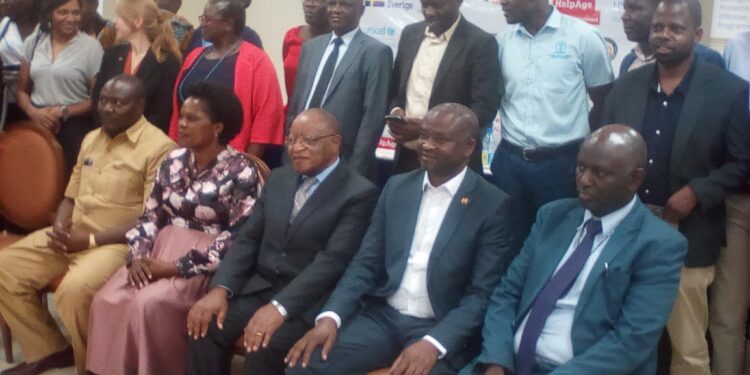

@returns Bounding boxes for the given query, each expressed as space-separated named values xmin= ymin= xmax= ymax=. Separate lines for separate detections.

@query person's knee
xmin=54 ymin=273 xmax=95 ymax=310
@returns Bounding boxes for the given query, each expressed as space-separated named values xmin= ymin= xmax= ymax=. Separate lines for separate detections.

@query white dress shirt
xmin=318 ymin=167 xmax=468 ymax=358
xmin=304 ymin=28 xmax=358 ymax=109
xmin=513 ymin=196 xmax=637 ymax=366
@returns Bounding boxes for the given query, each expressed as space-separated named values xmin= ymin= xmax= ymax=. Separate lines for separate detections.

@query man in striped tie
xmin=462 ymin=124 xmax=687 ymax=375
xmin=186 ymin=109 xmax=379 ymax=375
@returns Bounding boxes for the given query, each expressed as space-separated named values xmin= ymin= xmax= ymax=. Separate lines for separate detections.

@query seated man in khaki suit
xmin=0 ymin=74 xmax=175 ymax=375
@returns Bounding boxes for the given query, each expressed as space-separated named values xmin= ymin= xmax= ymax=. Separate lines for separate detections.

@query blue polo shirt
xmin=497 ymin=7 xmax=614 ymax=148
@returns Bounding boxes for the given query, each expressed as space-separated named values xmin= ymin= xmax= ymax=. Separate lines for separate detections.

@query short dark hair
xmin=659 ymin=0 xmax=701 ymax=28
xmin=41 ymin=0 xmax=83 ymax=33
xmin=430 ymin=103 xmax=480 ymax=141
xmin=185 ymin=82 xmax=244 ymax=146
xmin=106 ymin=74 xmax=147 ymax=101
xmin=210 ymin=0 xmax=246 ymax=35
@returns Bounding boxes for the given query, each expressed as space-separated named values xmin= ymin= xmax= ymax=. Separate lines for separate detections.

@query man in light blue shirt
xmin=492 ymin=0 xmax=614 ymax=252
xmin=709 ymin=29 xmax=750 ymax=375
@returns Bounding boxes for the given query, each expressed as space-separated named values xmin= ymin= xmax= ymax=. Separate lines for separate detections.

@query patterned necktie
xmin=514 ymin=218 xmax=603 ymax=375
xmin=308 ymin=37 xmax=343 ymax=108
xmin=290 ymin=176 xmax=317 ymax=223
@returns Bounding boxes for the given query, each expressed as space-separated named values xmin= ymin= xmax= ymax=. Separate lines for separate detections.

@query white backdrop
xmin=363 ymin=0 xmax=635 ymax=161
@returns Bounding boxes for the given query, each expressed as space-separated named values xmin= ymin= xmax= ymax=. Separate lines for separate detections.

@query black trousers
xmin=186 ymin=289 xmax=311 ymax=375
xmin=285 ymin=301 xmax=462 ymax=375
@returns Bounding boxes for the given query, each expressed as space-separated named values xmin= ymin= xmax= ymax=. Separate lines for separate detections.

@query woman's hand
xmin=127 ymin=258 xmax=178 ymax=288
xmin=28 ymin=107 xmax=60 ymax=132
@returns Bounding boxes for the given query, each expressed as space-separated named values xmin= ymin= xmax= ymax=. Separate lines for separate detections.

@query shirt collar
xmin=581 ymin=195 xmax=638 ymax=236
xmin=309 ymin=157 xmax=340 ymax=184
xmin=650 ymin=55 xmax=698 ymax=96
xmin=425 ymin=14 xmax=461 ymax=42
xmin=515 ymin=6 xmax=560 ymax=36
xmin=421 ymin=167 xmax=468 ymax=196
xmin=633 ymin=44 xmax=655 ymax=62
xmin=330 ymin=28 xmax=358 ymax=46
xmin=108 ymin=116 xmax=148 ymax=144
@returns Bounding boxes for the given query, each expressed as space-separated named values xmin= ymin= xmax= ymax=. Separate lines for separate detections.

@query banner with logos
xmin=710 ymin=0 xmax=750 ymax=39
xmin=363 ymin=0 xmax=634 ymax=161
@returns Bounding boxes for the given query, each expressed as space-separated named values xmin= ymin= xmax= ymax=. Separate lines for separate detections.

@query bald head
xmin=576 ymin=124 xmax=647 ymax=217
xmin=585 ymin=124 xmax=647 ymax=171
xmin=428 ymin=103 xmax=480 ymax=141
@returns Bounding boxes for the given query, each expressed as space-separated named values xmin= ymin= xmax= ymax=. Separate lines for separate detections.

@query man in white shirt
xmin=285 ymin=103 xmax=513 ymax=375
xmin=463 ymin=125 xmax=687 ymax=375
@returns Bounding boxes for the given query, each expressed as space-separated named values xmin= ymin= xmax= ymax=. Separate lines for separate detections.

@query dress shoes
xmin=1 ymin=345 xmax=73 ymax=375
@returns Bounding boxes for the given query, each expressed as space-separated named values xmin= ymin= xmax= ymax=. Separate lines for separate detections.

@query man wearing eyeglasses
xmin=185 ymin=108 xmax=378 ymax=375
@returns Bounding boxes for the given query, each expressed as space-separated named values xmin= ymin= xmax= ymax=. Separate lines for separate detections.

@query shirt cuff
xmin=271 ymin=300 xmax=288 ymax=319
xmin=217 ymin=285 xmax=235 ymax=299
xmin=423 ymin=335 xmax=447 ymax=359
xmin=315 ymin=311 xmax=342 ymax=328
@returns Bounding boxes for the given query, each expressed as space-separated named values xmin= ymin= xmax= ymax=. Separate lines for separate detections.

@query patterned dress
xmin=87 ymin=147 xmax=258 ymax=375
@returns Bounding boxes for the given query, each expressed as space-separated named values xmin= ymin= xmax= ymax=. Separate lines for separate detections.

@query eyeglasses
xmin=198 ymin=14 xmax=223 ymax=24
xmin=285 ymin=133 xmax=337 ymax=148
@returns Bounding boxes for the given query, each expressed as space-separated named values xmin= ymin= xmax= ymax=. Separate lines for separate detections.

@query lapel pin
xmin=460 ymin=197 xmax=469 ymax=205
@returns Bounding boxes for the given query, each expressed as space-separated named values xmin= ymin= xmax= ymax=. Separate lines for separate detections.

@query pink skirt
xmin=86 ymin=225 xmax=218 ymax=375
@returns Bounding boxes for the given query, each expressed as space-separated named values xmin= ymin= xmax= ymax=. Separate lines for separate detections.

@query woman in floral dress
xmin=86 ymin=82 xmax=259 ymax=375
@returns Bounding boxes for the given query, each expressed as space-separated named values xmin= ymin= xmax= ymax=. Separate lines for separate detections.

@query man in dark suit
xmin=602 ymin=0 xmax=750 ymax=372
xmin=386 ymin=0 xmax=500 ymax=173
xmin=285 ymin=103 xmax=513 ymax=375
xmin=463 ymin=125 xmax=687 ymax=375
xmin=286 ymin=0 xmax=392 ymax=178
xmin=185 ymin=109 xmax=379 ymax=375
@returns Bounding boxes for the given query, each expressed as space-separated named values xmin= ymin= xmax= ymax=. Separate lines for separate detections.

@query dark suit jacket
xmin=389 ymin=17 xmax=500 ymax=173
xmin=210 ymin=162 xmax=378 ymax=323
xmin=323 ymin=169 xmax=513 ymax=362
xmin=470 ymin=198 xmax=687 ymax=375
xmin=602 ymin=59 xmax=750 ymax=267
xmin=286 ymin=30 xmax=393 ymax=178
xmin=92 ymin=44 xmax=180 ymax=133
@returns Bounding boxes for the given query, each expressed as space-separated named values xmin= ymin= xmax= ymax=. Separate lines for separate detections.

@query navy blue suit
xmin=288 ymin=169 xmax=513 ymax=374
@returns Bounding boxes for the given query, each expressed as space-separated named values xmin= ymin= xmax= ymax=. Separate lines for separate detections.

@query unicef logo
xmin=550 ymin=40 xmax=571 ymax=58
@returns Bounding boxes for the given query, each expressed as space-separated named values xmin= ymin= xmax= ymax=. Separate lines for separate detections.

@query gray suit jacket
xmin=286 ymin=30 xmax=393 ymax=177
xmin=602 ymin=59 xmax=750 ymax=267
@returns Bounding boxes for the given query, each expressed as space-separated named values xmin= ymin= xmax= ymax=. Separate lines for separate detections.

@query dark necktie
xmin=308 ymin=37 xmax=343 ymax=108
xmin=514 ymin=218 xmax=603 ymax=375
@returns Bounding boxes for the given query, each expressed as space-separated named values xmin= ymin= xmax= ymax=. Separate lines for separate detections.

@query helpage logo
xmin=553 ymin=0 xmax=601 ymax=24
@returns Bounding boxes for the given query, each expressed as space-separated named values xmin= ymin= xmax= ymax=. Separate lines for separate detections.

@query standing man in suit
xmin=185 ymin=109 xmax=379 ymax=375
xmin=386 ymin=0 xmax=500 ymax=173
xmin=285 ymin=103 xmax=513 ymax=375
xmin=619 ymin=0 xmax=724 ymax=75
xmin=602 ymin=0 xmax=750 ymax=372
xmin=492 ymin=0 xmax=614 ymax=254
xmin=286 ymin=0 xmax=392 ymax=178
xmin=463 ymin=125 xmax=687 ymax=375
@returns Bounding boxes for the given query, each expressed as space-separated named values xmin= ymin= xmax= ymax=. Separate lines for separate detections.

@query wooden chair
xmin=0 ymin=121 xmax=66 ymax=363
xmin=244 ymin=153 xmax=271 ymax=191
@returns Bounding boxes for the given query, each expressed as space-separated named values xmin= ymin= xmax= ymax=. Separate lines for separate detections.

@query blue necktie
xmin=308 ymin=37 xmax=343 ymax=108
xmin=514 ymin=218 xmax=603 ymax=375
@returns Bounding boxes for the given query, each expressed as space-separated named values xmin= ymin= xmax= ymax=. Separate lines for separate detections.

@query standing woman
xmin=92 ymin=0 xmax=180 ymax=133
xmin=16 ymin=0 xmax=103 ymax=175
xmin=169 ymin=0 xmax=283 ymax=157
xmin=0 ymin=0 xmax=39 ymax=125
xmin=281 ymin=0 xmax=329 ymax=104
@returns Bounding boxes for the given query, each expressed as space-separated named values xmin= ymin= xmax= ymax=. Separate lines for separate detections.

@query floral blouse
xmin=126 ymin=147 xmax=258 ymax=278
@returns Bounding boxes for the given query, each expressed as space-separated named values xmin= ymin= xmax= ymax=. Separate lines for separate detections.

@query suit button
xmin=275 ymin=268 xmax=280 ymax=274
